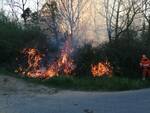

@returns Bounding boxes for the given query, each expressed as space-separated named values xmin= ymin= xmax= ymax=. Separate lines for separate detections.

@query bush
xmin=103 ymin=38 xmax=144 ymax=77
xmin=74 ymin=44 xmax=96 ymax=76
xmin=75 ymin=30 xmax=149 ymax=78
xmin=0 ymin=12 xmax=44 ymax=64
xmin=141 ymin=32 xmax=150 ymax=56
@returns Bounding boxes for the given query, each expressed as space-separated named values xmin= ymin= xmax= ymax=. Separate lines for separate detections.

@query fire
xmin=57 ymin=39 xmax=75 ymax=75
xmin=16 ymin=39 xmax=112 ymax=79
xmin=16 ymin=39 xmax=75 ymax=78
xmin=91 ymin=61 xmax=113 ymax=77
xmin=16 ymin=48 xmax=44 ymax=78
xmin=23 ymin=48 xmax=43 ymax=71
xmin=46 ymin=39 xmax=75 ymax=77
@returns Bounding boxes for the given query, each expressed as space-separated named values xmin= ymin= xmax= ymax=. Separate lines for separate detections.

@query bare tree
xmin=35 ymin=0 xmax=43 ymax=22
xmin=6 ymin=0 xmax=31 ymax=24
xmin=103 ymin=0 xmax=117 ymax=42
xmin=6 ymin=0 xmax=19 ymax=21
xmin=1 ymin=0 xmax=4 ymax=10
xmin=141 ymin=0 xmax=150 ymax=34
xmin=39 ymin=0 xmax=61 ymax=46
xmin=57 ymin=0 xmax=89 ymax=41
xmin=45 ymin=1 xmax=60 ymax=45
xmin=102 ymin=0 xmax=141 ymax=42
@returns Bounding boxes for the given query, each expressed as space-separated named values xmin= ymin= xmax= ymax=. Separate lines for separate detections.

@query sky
xmin=0 ymin=0 xmax=45 ymax=14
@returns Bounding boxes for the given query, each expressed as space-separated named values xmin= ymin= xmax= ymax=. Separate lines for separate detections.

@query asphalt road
xmin=0 ymin=75 xmax=150 ymax=113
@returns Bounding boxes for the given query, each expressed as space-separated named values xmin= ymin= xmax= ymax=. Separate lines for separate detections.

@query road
xmin=0 ymin=75 xmax=150 ymax=113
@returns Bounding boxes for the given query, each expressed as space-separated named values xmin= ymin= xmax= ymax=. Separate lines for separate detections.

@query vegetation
xmin=0 ymin=0 xmax=150 ymax=91
xmin=75 ymin=35 xmax=149 ymax=78
xmin=0 ymin=11 xmax=44 ymax=65
xmin=30 ymin=76 xmax=150 ymax=91
xmin=1 ymin=66 xmax=150 ymax=91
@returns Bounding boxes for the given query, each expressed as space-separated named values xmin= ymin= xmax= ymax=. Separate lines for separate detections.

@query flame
xmin=16 ymin=48 xmax=44 ymax=78
xmin=91 ymin=61 xmax=113 ymax=77
xmin=23 ymin=48 xmax=43 ymax=71
xmin=46 ymin=39 xmax=75 ymax=77
xmin=16 ymin=39 xmax=75 ymax=79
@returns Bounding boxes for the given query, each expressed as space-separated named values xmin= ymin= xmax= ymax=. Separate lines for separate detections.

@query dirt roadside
xmin=0 ymin=75 xmax=58 ymax=96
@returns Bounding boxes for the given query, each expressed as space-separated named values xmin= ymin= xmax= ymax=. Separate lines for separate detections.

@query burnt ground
xmin=0 ymin=75 xmax=150 ymax=113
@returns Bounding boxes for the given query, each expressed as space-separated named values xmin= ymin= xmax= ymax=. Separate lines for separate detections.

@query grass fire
xmin=1 ymin=1 xmax=150 ymax=113
xmin=1 ymin=0 xmax=150 ymax=92
xmin=16 ymin=39 xmax=76 ymax=78
xmin=91 ymin=61 xmax=113 ymax=77
xmin=16 ymin=38 xmax=113 ymax=79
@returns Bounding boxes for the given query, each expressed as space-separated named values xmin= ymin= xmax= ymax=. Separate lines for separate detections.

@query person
xmin=140 ymin=54 xmax=150 ymax=80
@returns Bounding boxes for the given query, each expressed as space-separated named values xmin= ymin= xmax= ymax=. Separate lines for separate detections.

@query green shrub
xmin=74 ymin=44 xmax=97 ymax=77
xmin=75 ymin=30 xmax=149 ymax=78
xmin=0 ymin=12 xmax=44 ymax=64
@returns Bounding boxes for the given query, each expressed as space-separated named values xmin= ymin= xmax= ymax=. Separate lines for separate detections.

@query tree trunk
xmin=107 ymin=28 xmax=112 ymax=43
xmin=115 ymin=1 xmax=121 ymax=40
xmin=148 ymin=22 xmax=150 ymax=36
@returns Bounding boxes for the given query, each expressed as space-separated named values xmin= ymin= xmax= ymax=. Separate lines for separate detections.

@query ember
xmin=91 ymin=61 xmax=113 ymax=77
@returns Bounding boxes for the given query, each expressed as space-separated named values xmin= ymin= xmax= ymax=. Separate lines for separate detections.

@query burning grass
xmin=16 ymin=46 xmax=113 ymax=79
xmin=16 ymin=39 xmax=76 ymax=78
xmin=16 ymin=38 xmax=114 ymax=79
xmin=12 ymin=44 xmax=150 ymax=91
xmin=6 ymin=36 xmax=149 ymax=91
xmin=91 ymin=61 xmax=113 ymax=77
